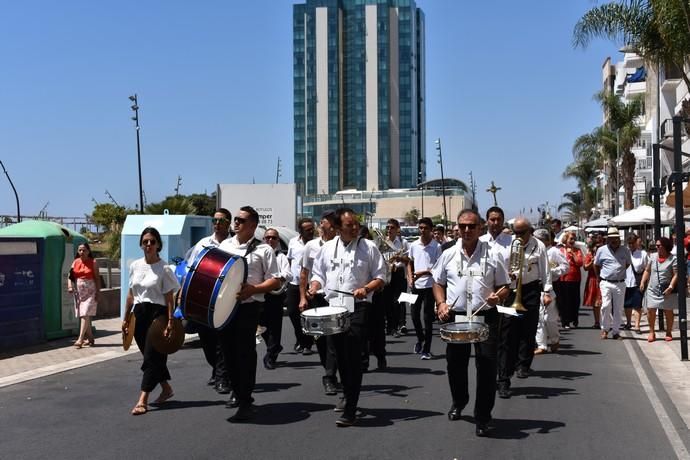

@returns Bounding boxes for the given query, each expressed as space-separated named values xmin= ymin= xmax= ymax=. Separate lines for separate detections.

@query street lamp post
xmin=0 ymin=160 xmax=20 ymax=223
xmin=129 ymin=94 xmax=144 ymax=213
xmin=434 ymin=138 xmax=448 ymax=226
xmin=417 ymin=170 xmax=424 ymax=217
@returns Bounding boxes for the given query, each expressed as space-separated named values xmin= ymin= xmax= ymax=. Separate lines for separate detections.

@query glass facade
xmin=294 ymin=0 xmax=425 ymax=196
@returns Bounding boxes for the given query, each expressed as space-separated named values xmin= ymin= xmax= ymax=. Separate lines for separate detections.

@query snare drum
xmin=440 ymin=322 xmax=490 ymax=344
xmin=180 ymin=247 xmax=247 ymax=330
xmin=301 ymin=306 xmax=350 ymax=336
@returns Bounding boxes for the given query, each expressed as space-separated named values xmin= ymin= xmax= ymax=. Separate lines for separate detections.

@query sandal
xmin=131 ymin=404 xmax=147 ymax=416
xmin=153 ymin=391 xmax=174 ymax=404
xmin=647 ymin=334 xmax=656 ymax=343
xmin=664 ymin=335 xmax=673 ymax=342
xmin=73 ymin=341 xmax=83 ymax=349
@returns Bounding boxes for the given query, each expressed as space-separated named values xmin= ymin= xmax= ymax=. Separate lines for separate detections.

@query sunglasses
xmin=234 ymin=217 xmax=247 ymax=225
xmin=514 ymin=230 xmax=528 ymax=236
xmin=212 ymin=217 xmax=229 ymax=224
xmin=141 ymin=239 xmax=157 ymax=246
xmin=264 ymin=235 xmax=279 ymax=240
xmin=458 ymin=224 xmax=477 ymax=231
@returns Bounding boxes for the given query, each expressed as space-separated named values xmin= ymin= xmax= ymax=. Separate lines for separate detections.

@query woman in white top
xmin=122 ymin=227 xmax=180 ymax=415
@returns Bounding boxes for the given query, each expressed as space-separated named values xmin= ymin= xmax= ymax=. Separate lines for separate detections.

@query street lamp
xmin=434 ymin=138 xmax=448 ymax=226
xmin=0 ymin=160 xmax=20 ymax=223
xmin=129 ymin=94 xmax=144 ymax=214
xmin=417 ymin=170 xmax=424 ymax=216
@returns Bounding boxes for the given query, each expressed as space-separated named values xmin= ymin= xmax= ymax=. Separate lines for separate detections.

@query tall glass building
xmin=294 ymin=0 xmax=426 ymax=196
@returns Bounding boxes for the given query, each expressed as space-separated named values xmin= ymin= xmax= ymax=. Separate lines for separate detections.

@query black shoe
xmin=447 ymin=405 xmax=461 ymax=421
xmin=207 ymin=377 xmax=216 ymax=386
xmin=497 ymin=383 xmax=511 ymax=399
xmin=393 ymin=330 xmax=401 ymax=338
xmin=215 ymin=381 xmax=231 ymax=394
xmin=302 ymin=347 xmax=313 ymax=356
xmin=334 ymin=398 xmax=346 ymax=412
xmin=225 ymin=392 xmax=239 ymax=408
xmin=263 ymin=354 xmax=276 ymax=370
xmin=336 ymin=412 xmax=356 ymax=427
xmin=475 ymin=422 xmax=490 ymax=437
xmin=229 ymin=404 xmax=256 ymax=423
xmin=376 ymin=356 xmax=387 ymax=370
xmin=324 ymin=380 xmax=338 ymax=396
xmin=516 ymin=368 xmax=529 ymax=379
xmin=294 ymin=344 xmax=304 ymax=353
xmin=400 ymin=325 xmax=408 ymax=335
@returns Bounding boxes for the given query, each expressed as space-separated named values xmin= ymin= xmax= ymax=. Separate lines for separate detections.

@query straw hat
xmin=606 ymin=227 xmax=621 ymax=239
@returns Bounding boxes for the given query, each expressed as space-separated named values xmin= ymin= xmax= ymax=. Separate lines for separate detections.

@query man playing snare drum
xmin=433 ymin=209 xmax=509 ymax=437
xmin=308 ymin=207 xmax=386 ymax=427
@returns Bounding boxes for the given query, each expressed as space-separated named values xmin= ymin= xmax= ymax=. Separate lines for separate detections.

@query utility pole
xmin=417 ymin=170 xmax=424 ymax=217
xmin=175 ymin=175 xmax=182 ymax=196
xmin=276 ymin=157 xmax=282 ymax=184
xmin=129 ymin=94 xmax=144 ymax=213
xmin=434 ymin=138 xmax=448 ymax=226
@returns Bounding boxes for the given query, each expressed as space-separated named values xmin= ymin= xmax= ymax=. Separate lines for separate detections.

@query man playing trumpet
xmin=434 ymin=209 xmax=509 ymax=437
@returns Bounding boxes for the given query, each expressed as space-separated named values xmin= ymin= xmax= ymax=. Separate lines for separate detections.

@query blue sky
xmin=0 ymin=0 xmax=620 ymax=221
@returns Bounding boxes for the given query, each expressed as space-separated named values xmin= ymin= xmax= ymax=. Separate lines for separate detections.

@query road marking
xmin=624 ymin=339 xmax=690 ymax=460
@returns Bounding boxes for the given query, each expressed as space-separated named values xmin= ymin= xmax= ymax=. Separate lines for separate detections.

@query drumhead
xmin=211 ymin=254 xmax=247 ymax=329
xmin=441 ymin=322 xmax=486 ymax=332
xmin=302 ymin=306 xmax=348 ymax=317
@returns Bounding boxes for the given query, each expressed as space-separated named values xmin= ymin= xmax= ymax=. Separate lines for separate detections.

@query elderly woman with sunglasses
xmin=639 ymin=237 xmax=677 ymax=343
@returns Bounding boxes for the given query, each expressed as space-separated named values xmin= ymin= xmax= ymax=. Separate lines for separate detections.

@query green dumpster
xmin=0 ymin=220 xmax=87 ymax=339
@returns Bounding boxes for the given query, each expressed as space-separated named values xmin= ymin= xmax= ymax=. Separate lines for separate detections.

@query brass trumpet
xmin=508 ymin=238 xmax=528 ymax=312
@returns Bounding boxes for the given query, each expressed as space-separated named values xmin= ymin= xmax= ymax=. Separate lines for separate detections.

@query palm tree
xmin=559 ymin=191 xmax=589 ymax=225
xmin=573 ymin=0 xmax=690 ymax=90
xmin=145 ymin=196 xmax=197 ymax=215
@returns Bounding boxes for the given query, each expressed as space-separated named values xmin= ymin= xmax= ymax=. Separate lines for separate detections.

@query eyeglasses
xmin=234 ymin=217 xmax=247 ymax=225
xmin=458 ymin=224 xmax=477 ymax=231
xmin=264 ymin=235 xmax=279 ymax=240
xmin=212 ymin=217 xmax=229 ymax=224
xmin=141 ymin=239 xmax=157 ymax=246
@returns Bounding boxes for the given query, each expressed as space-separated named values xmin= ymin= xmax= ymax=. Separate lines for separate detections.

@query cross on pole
xmin=486 ymin=181 xmax=501 ymax=206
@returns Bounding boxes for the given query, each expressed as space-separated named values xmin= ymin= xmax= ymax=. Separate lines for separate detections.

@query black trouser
xmin=260 ymin=292 xmax=286 ymax=360
xmin=218 ymin=302 xmax=261 ymax=406
xmin=446 ymin=308 xmax=499 ymax=424
xmin=385 ymin=269 xmax=406 ymax=332
xmin=311 ymin=294 xmax=338 ymax=383
xmin=286 ymin=284 xmax=312 ymax=349
xmin=497 ymin=281 xmax=542 ymax=383
xmin=363 ymin=290 xmax=386 ymax=364
xmin=411 ymin=287 xmax=435 ymax=353
xmin=559 ymin=281 xmax=581 ymax=326
xmin=133 ymin=302 xmax=171 ymax=392
xmin=196 ymin=324 xmax=229 ymax=385
xmin=332 ymin=303 xmax=369 ymax=417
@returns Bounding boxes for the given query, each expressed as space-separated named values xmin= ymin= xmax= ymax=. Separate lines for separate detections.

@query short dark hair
xmin=239 ymin=206 xmax=259 ymax=224
xmin=626 ymin=233 xmax=639 ymax=244
xmin=140 ymin=227 xmax=163 ymax=253
xmin=297 ymin=217 xmax=314 ymax=232
xmin=334 ymin=207 xmax=356 ymax=227
xmin=458 ymin=208 xmax=480 ymax=222
xmin=320 ymin=210 xmax=336 ymax=225
xmin=658 ymin=236 xmax=673 ymax=252
xmin=215 ymin=208 xmax=232 ymax=220
xmin=552 ymin=218 xmax=562 ymax=227
xmin=418 ymin=217 xmax=433 ymax=228
xmin=387 ymin=218 xmax=400 ymax=228
xmin=485 ymin=206 xmax=504 ymax=220
xmin=359 ymin=226 xmax=372 ymax=239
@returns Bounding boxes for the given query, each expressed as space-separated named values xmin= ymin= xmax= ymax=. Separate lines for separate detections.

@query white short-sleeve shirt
xmin=129 ymin=258 xmax=180 ymax=306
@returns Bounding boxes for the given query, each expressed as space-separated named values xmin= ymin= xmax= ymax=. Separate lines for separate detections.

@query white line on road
xmin=624 ymin=339 xmax=690 ymax=460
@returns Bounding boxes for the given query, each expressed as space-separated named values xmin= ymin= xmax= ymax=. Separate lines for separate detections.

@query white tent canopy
xmin=609 ymin=205 xmax=675 ymax=226
xmin=583 ymin=217 xmax=610 ymax=229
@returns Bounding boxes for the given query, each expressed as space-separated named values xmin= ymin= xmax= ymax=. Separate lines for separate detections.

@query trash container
xmin=120 ymin=212 xmax=212 ymax=316
xmin=0 ymin=221 xmax=87 ymax=340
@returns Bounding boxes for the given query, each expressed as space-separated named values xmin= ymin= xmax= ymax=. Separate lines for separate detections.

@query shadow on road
xmin=278 ymin=360 xmax=319 ymax=369
xmin=254 ymin=382 xmax=301 ymax=393
xmin=360 ymin=383 xmax=422 ymax=397
xmin=489 ymin=417 xmax=566 ymax=439
xmin=379 ymin=366 xmax=445 ymax=376
xmin=355 ymin=407 xmax=444 ymax=427
xmin=555 ymin=349 xmax=602 ymax=356
xmin=151 ymin=399 xmax=226 ymax=411
xmin=530 ymin=370 xmax=591 ymax=380
xmin=240 ymin=402 xmax=334 ymax=425
xmin=510 ymin=386 xmax=577 ymax=399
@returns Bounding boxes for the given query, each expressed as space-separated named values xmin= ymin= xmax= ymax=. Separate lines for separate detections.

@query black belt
xmin=602 ymin=278 xmax=625 ymax=283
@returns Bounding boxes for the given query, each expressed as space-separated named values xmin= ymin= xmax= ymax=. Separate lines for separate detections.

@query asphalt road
xmin=1 ymin=312 xmax=688 ymax=460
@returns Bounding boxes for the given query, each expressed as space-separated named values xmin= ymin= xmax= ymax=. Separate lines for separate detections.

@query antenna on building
xmin=276 ymin=157 xmax=282 ymax=184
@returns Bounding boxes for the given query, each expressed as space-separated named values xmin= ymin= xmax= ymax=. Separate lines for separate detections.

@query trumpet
xmin=373 ymin=228 xmax=405 ymax=280
xmin=508 ymin=239 xmax=528 ymax=312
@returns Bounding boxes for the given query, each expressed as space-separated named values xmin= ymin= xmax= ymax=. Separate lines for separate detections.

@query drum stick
xmin=469 ymin=286 xmax=508 ymax=319
xmin=331 ymin=288 xmax=355 ymax=296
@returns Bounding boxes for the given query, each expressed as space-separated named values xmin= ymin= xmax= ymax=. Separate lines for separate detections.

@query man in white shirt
xmin=533 ymin=229 xmax=568 ymax=354
xmin=184 ymin=208 xmax=232 ymax=394
xmin=308 ymin=207 xmax=386 ymax=426
xmin=258 ymin=228 xmax=292 ymax=370
xmin=479 ymin=206 xmax=511 ymax=265
xmin=286 ymin=218 xmax=316 ymax=355
xmin=594 ymin=226 xmax=632 ymax=340
xmin=299 ymin=210 xmax=340 ymax=395
xmin=407 ymin=217 xmax=443 ymax=360
xmin=217 ymin=206 xmax=281 ymax=422
xmin=496 ymin=217 xmax=552 ymax=399
xmin=434 ymin=209 xmax=509 ymax=437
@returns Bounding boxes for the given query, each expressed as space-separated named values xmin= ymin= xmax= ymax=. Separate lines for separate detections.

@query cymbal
xmin=147 ymin=316 xmax=185 ymax=354
xmin=122 ymin=312 xmax=136 ymax=351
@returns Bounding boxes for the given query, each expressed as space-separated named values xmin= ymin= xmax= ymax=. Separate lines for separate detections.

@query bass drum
xmin=179 ymin=247 xmax=247 ymax=330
